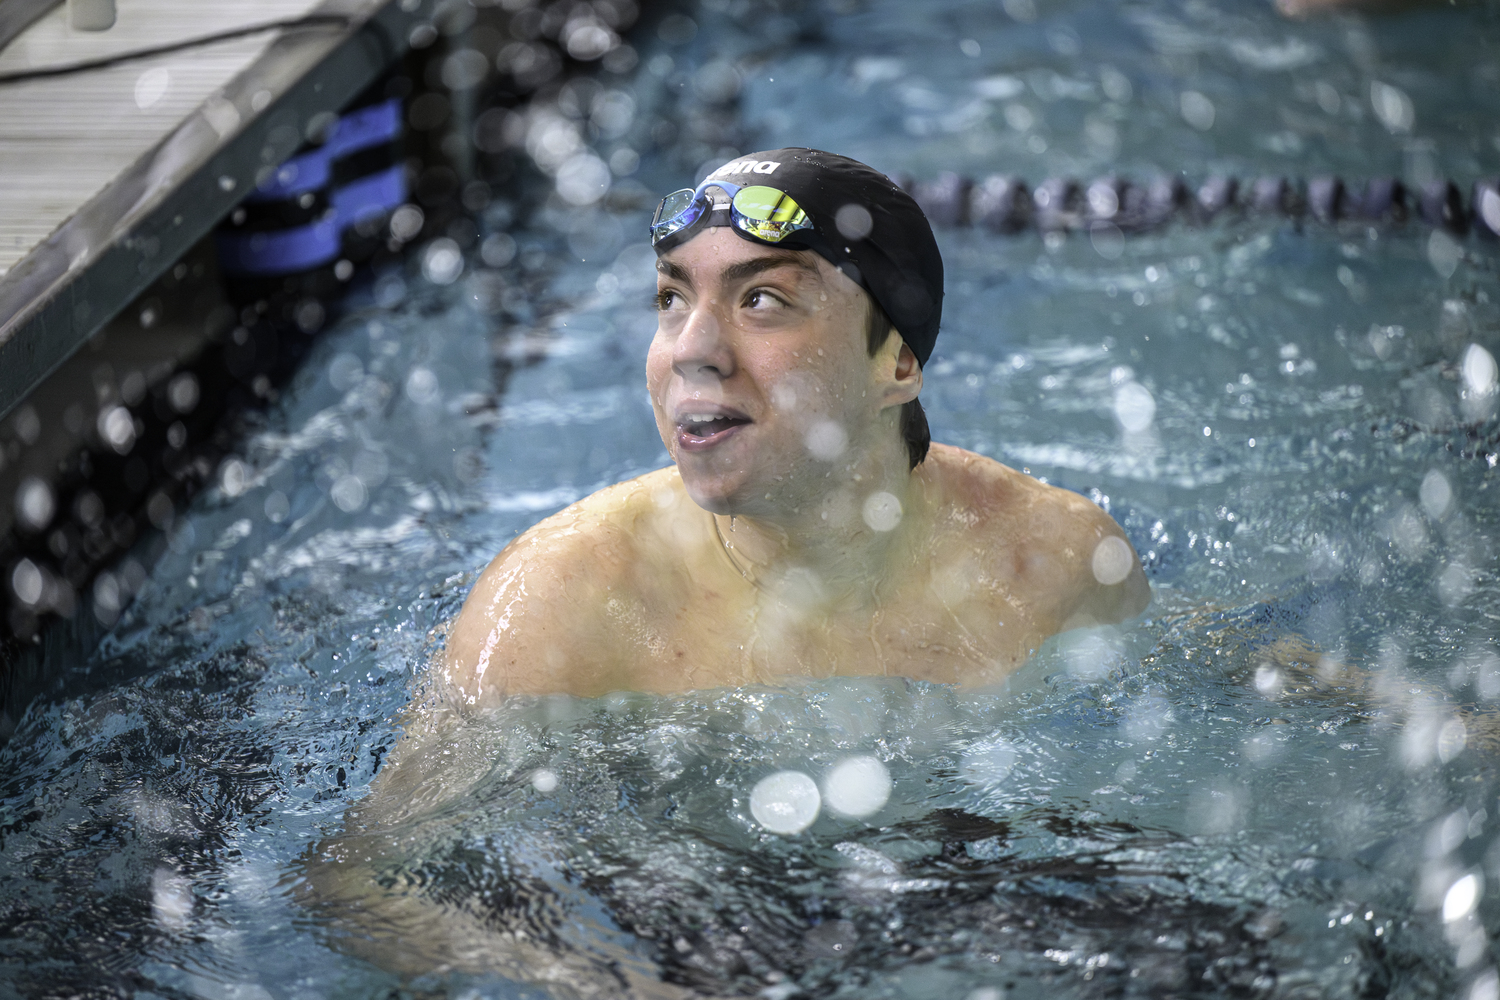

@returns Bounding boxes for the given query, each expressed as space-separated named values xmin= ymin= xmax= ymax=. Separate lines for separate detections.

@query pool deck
xmin=0 ymin=0 xmax=426 ymax=423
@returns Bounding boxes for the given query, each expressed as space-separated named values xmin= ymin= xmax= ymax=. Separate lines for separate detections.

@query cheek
xmin=645 ymin=335 xmax=671 ymax=400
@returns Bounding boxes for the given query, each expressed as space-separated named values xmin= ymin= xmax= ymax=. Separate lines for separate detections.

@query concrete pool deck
xmin=0 ymin=0 xmax=427 ymax=424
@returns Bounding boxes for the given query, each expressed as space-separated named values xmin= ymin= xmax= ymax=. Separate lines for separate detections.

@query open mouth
xmin=677 ymin=413 xmax=751 ymax=449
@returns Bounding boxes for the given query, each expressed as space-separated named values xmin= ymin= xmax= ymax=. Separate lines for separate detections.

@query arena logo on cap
xmin=710 ymin=159 xmax=782 ymax=177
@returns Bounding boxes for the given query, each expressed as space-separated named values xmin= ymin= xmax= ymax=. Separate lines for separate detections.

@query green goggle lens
xmin=731 ymin=186 xmax=809 ymax=242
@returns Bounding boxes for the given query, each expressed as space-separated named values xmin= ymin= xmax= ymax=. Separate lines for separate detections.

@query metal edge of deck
xmin=0 ymin=0 xmax=60 ymax=53
xmin=0 ymin=0 xmax=426 ymax=425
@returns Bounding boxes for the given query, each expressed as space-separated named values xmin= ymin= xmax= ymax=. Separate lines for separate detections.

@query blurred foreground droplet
xmin=556 ymin=153 xmax=611 ymax=207
xmin=16 ymin=477 xmax=55 ymax=531
xmin=1089 ymin=221 xmax=1124 ymax=259
xmin=823 ymin=756 xmax=891 ymax=818
xmin=134 ymin=67 xmax=169 ymax=110
xmin=97 ymin=405 xmax=135 ymax=455
xmin=151 ymin=868 xmax=192 ymax=931
xmin=960 ymin=739 xmax=1019 ymax=785
xmin=532 ymin=768 xmax=559 ymax=793
xmin=1428 ymin=230 xmax=1462 ymax=279
xmin=389 ymin=204 xmax=424 ymax=242
xmin=861 ymin=491 xmax=902 ymax=532
xmin=1438 ymin=718 xmax=1467 ymax=762
xmin=1462 ymin=344 xmax=1497 ymax=397
xmin=804 ymin=420 xmax=847 ymax=461
xmin=422 ymin=238 xmax=464 ymax=285
xmin=1369 ymin=79 xmax=1415 ymax=133
xmin=835 ymin=204 xmax=873 ymax=240
xmin=750 ymin=771 xmax=820 ymax=834
xmin=219 ymin=458 xmax=249 ymax=498
xmin=330 ymin=475 xmax=366 ymax=513
xmin=1444 ymin=873 xmax=1481 ymax=922
xmin=1113 ymin=381 xmax=1155 ymax=432
xmin=1420 ymin=470 xmax=1453 ymax=521
xmin=11 ymin=559 xmax=43 ymax=606
xmin=1179 ymin=90 xmax=1215 ymax=130
xmin=1091 ymin=535 xmax=1133 ymax=586
xmin=405 ymin=367 xmax=440 ymax=405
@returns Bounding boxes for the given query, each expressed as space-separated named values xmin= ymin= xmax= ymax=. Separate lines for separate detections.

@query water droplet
xmin=750 ymin=771 xmax=820 ymax=834
xmin=219 ymin=458 xmax=249 ymax=498
xmin=1443 ymin=872 xmax=1481 ymax=922
xmin=804 ymin=419 xmax=848 ymax=461
xmin=1420 ymin=470 xmax=1452 ymax=520
xmin=835 ymin=204 xmax=873 ymax=240
xmin=15 ymin=478 xmax=54 ymax=531
xmin=405 ymin=367 xmax=440 ymax=405
xmin=1179 ymin=90 xmax=1215 ymax=130
xmin=421 ymin=238 xmax=464 ymax=285
xmin=1428 ymin=230 xmax=1462 ymax=280
xmin=330 ymin=475 xmax=367 ymax=513
xmin=134 ymin=68 xmax=170 ymax=110
xmin=11 ymin=559 xmax=43 ymax=606
xmin=151 ymin=868 xmax=193 ymax=931
xmin=97 ymin=405 xmax=135 ymax=455
xmin=1462 ymin=344 xmax=1497 ymax=397
xmin=1369 ymin=80 xmax=1414 ymax=133
xmin=264 ymin=491 xmax=289 ymax=523
xmin=389 ymin=204 xmax=425 ymax=243
xmin=1091 ymin=536 xmax=1133 ymax=586
xmin=823 ymin=756 xmax=891 ymax=818
xmin=960 ymin=739 xmax=1019 ymax=785
xmin=1254 ymin=665 xmax=1282 ymax=696
xmin=1112 ymin=381 xmax=1155 ymax=432
xmin=861 ymin=491 xmax=902 ymax=532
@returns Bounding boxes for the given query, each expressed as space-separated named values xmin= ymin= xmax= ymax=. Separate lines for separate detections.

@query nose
xmin=673 ymin=298 xmax=737 ymax=380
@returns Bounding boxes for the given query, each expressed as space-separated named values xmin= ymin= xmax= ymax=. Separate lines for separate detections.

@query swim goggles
xmin=650 ymin=178 xmax=815 ymax=250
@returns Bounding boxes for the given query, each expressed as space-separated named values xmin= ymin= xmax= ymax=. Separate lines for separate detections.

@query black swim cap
xmin=656 ymin=147 xmax=945 ymax=368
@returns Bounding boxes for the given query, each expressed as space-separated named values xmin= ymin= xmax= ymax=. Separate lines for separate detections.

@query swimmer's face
xmin=648 ymin=226 xmax=917 ymax=516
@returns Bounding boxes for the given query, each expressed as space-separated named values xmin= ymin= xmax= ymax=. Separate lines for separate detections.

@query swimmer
xmin=303 ymin=147 xmax=1152 ymax=989
xmin=442 ymin=147 xmax=1150 ymax=700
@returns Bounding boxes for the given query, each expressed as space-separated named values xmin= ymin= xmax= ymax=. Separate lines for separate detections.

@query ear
xmin=878 ymin=331 xmax=922 ymax=410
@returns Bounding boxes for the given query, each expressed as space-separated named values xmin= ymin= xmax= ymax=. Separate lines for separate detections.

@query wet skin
xmin=440 ymin=226 xmax=1151 ymax=701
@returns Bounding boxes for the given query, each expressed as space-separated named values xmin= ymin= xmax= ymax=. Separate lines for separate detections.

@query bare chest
xmin=606 ymin=563 xmax=1050 ymax=692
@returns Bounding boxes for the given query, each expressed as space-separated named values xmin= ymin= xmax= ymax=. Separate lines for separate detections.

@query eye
xmin=656 ymin=288 xmax=686 ymax=311
xmin=744 ymin=288 xmax=786 ymax=311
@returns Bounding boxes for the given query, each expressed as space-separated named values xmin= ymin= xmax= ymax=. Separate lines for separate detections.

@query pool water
xmin=4 ymin=0 xmax=1500 ymax=997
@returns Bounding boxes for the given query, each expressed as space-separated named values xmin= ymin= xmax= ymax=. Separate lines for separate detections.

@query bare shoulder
xmin=921 ymin=443 xmax=1150 ymax=628
xmin=921 ymin=443 xmax=1103 ymax=530
xmin=440 ymin=468 xmax=676 ymax=704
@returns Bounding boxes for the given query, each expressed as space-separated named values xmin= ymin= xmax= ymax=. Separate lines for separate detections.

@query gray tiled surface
xmin=0 ymin=33 xmax=274 ymax=276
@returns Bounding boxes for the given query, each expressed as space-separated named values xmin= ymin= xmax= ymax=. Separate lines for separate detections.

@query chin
xmin=679 ymin=473 xmax=741 ymax=515
xmin=676 ymin=456 xmax=776 ymax=516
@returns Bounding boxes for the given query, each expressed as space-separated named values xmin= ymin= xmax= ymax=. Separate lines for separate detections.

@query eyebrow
xmin=655 ymin=252 xmax=819 ymax=288
xmin=721 ymin=254 xmax=819 ymax=285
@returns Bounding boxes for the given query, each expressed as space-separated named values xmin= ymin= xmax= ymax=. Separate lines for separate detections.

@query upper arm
xmin=440 ymin=522 xmax=624 ymax=704
xmin=1060 ymin=500 xmax=1151 ymax=628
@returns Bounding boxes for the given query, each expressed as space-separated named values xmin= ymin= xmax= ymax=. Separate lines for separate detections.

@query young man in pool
xmin=440 ymin=147 xmax=1150 ymax=699
xmin=306 ymin=148 xmax=1151 ymax=988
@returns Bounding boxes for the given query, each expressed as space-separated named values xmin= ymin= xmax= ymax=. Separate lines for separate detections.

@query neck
xmin=709 ymin=435 xmax=922 ymax=611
